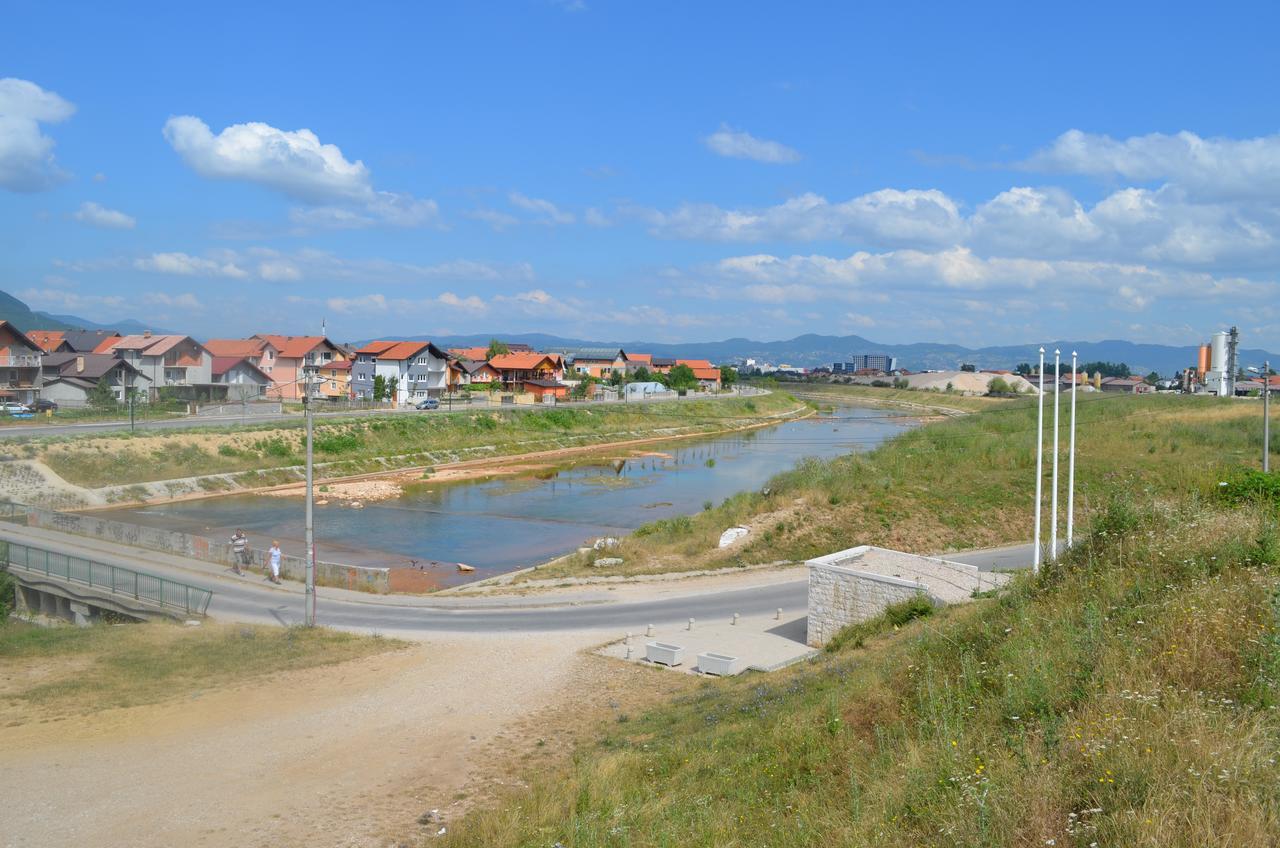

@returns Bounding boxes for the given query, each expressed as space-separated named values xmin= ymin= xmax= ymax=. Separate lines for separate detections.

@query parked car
xmin=1 ymin=402 xmax=30 ymax=415
xmin=414 ymin=397 xmax=440 ymax=410
xmin=31 ymin=399 xmax=58 ymax=413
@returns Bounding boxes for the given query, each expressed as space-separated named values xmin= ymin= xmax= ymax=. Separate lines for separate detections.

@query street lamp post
xmin=1050 ymin=349 xmax=1061 ymax=561
xmin=1067 ymin=351 xmax=1078 ymax=547
xmin=1033 ymin=347 xmax=1045 ymax=573
xmin=303 ymin=364 xmax=316 ymax=626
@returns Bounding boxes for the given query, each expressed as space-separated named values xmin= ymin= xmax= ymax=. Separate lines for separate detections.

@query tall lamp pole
xmin=1033 ymin=347 xmax=1045 ymax=573
xmin=303 ymin=362 xmax=316 ymax=626
xmin=1067 ymin=351 xmax=1078 ymax=547
xmin=1266 ymin=360 xmax=1271 ymax=474
xmin=1050 ymin=349 xmax=1061 ymax=561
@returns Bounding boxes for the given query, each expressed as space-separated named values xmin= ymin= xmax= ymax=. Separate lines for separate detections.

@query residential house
xmin=489 ymin=352 xmax=565 ymax=387
xmin=650 ymin=356 xmax=678 ymax=374
xmin=205 ymin=338 xmax=280 ymax=375
xmin=351 ymin=340 xmax=449 ymax=404
xmin=518 ymin=379 xmax=570 ymax=401
xmin=53 ymin=329 xmax=122 ymax=353
xmin=249 ymin=335 xmax=345 ymax=400
xmin=448 ymin=342 xmax=533 ymax=361
xmin=0 ymin=322 xmax=45 ymax=405
xmin=211 ymin=357 xmax=273 ymax=401
xmin=98 ymin=333 xmax=214 ymax=397
xmin=1099 ymin=376 xmax=1150 ymax=394
xmin=39 ymin=353 xmax=150 ymax=406
xmin=677 ymin=359 xmax=722 ymax=390
xmin=555 ymin=348 xmax=628 ymax=379
xmin=450 ymin=358 xmax=499 ymax=388
xmin=314 ymin=359 xmax=352 ymax=400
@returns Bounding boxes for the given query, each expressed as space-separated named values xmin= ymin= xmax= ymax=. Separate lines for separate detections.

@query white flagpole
xmin=1033 ymin=347 xmax=1045 ymax=573
xmin=1067 ymin=350 xmax=1078 ymax=547
xmin=1051 ymin=349 xmax=1061 ymax=561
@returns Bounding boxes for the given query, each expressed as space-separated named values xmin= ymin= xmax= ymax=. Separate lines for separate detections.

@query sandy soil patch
xmin=0 ymin=632 xmax=673 ymax=848
xmin=265 ymin=478 xmax=404 ymax=503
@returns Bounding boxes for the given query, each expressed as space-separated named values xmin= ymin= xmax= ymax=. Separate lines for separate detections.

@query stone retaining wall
xmin=806 ymin=545 xmax=1008 ymax=647
xmin=22 ymin=506 xmax=390 ymax=593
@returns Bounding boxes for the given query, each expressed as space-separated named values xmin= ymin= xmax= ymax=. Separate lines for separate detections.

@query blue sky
xmin=3 ymin=0 xmax=1280 ymax=346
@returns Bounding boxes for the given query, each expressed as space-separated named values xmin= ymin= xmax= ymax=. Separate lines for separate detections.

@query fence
xmin=3 ymin=539 xmax=213 ymax=615
xmin=8 ymin=502 xmax=390 ymax=593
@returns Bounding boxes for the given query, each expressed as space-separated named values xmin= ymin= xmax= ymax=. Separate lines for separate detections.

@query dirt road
xmin=2 ymin=632 xmax=674 ymax=848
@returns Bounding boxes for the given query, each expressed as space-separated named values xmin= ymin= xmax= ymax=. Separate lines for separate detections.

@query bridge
xmin=3 ymin=539 xmax=213 ymax=624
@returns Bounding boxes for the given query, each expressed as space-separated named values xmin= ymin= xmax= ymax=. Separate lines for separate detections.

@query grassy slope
xmin=32 ymin=393 xmax=800 ymax=489
xmin=0 ymin=621 xmax=402 ymax=722
xmin=438 ymin=393 xmax=1280 ymax=846
xmin=540 ymin=391 xmax=1267 ymax=579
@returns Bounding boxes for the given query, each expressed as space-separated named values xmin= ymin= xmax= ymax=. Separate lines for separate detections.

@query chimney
xmin=143 ymin=330 xmax=152 ymax=338
xmin=76 ymin=356 xmax=85 ymax=373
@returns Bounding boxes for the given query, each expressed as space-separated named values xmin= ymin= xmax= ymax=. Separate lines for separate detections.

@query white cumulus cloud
xmin=134 ymin=252 xmax=248 ymax=278
xmin=163 ymin=115 xmax=439 ymax=227
xmin=73 ymin=201 xmax=136 ymax=230
xmin=703 ymin=124 xmax=801 ymax=164
xmin=509 ymin=192 xmax=575 ymax=225
xmin=0 ymin=78 xmax=75 ymax=192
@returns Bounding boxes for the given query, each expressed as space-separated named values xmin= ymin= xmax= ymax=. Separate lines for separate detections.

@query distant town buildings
xmin=833 ymin=354 xmax=898 ymax=373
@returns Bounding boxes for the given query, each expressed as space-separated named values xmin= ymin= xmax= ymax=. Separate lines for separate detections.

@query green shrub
xmin=824 ymin=594 xmax=934 ymax=652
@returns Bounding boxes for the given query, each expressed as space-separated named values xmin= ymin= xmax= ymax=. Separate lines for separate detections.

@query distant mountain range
xmin=0 ymin=290 xmax=172 ymax=336
xmin=0 ymin=288 xmax=1268 ymax=375
xmin=361 ymin=331 xmax=1276 ymax=376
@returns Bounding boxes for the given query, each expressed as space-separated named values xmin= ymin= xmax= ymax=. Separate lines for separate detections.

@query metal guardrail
xmin=2 ymin=540 xmax=213 ymax=616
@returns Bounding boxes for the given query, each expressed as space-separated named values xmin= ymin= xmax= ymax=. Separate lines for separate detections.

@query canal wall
xmin=19 ymin=505 xmax=390 ymax=593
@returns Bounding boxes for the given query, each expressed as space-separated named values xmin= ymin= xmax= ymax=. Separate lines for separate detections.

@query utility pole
xmin=304 ymin=360 xmax=316 ymax=626
xmin=1067 ymin=351 xmax=1078 ymax=547
xmin=1033 ymin=347 xmax=1045 ymax=574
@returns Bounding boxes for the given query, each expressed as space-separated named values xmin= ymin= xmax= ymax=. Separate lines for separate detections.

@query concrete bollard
xmin=646 ymin=623 xmax=654 ymax=637
xmin=688 ymin=617 xmax=695 ymax=631
xmin=625 ymin=645 xmax=632 ymax=659
xmin=776 ymin=607 xmax=782 ymax=620
xmin=732 ymin=612 xmax=739 ymax=626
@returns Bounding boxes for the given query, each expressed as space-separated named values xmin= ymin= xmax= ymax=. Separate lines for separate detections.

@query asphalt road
xmin=0 ymin=523 xmax=1033 ymax=634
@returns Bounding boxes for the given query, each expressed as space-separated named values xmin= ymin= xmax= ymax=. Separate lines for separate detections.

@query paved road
xmin=0 ymin=523 xmax=1034 ymax=634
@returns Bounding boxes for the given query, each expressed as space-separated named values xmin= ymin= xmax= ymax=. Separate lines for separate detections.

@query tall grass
xmin=439 ymin=488 xmax=1280 ymax=846
xmin=553 ymin=392 xmax=1270 ymax=578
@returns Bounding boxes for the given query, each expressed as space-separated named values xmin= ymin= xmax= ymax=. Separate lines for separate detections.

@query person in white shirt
xmin=267 ymin=541 xmax=282 ymax=584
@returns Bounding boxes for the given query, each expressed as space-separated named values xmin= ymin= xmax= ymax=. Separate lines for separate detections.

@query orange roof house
xmin=247 ymin=334 xmax=344 ymax=400
xmin=28 ymin=330 xmax=66 ymax=353
xmin=489 ymin=352 xmax=565 ymax=385
xmin=677 ymin=359 xmax=722 ymax=387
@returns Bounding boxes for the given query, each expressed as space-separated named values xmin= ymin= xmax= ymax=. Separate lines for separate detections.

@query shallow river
xmin=103 ymin=404 xmax=913 ymax=585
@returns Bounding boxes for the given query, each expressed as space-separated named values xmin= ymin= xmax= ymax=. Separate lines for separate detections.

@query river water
xmin=102 ymin=404 xmax=913 ymax=586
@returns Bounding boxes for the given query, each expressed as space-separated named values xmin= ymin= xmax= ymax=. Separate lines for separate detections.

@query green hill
xmin=0 ymin=290 xmax=72 ymax=331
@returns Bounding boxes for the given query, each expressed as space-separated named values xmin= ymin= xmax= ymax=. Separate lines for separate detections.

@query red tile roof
xmin=102 ymin=334 xmax=200 ymax=357
xmin=28 ymin=330 xmax=66 ymax=352
xmin=355 ymin=340 xmax=400 ymax=356
xmin=627 ymin=353 xmax=653 ymax=365
xmin=205 ymin=338 xmax=271 ymax=358
xmin=254 ymin=335 xmax=334 ymax=359
xmin=355 ymin=340 xmax=440 ymax=361
xmin=448 ymin=346 xmax=490 ymax=361
xmin=489 ymin=352 xmax=563 ymax=371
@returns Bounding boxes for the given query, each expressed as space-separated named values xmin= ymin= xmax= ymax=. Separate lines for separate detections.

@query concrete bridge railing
xmin=3 ymin=539 xmax=213 ymax=624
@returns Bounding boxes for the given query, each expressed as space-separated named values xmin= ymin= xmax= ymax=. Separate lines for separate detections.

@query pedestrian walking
xmin=229 ymin=529 xmax=250 ymax=574
xmin=268 ymin=540 xmax=282 ymax=584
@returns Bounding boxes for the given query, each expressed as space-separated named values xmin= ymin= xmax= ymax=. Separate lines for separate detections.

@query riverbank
xmin=518 ymin=388 xmax=1261 ymax=582
xmin=1 ymin=392 xmax=802 ymax=510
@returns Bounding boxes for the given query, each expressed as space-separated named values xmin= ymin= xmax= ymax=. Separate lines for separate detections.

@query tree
xmin=1014 ymin=362 xmax=1032 ymax=376
xmin=667 ymin=363 xmax=698 ymax=391
xmin=1081 ymin=361 xmax=1130 ymax=378
xmin=988 ymin=376 xmax=1013 ymax=395
xmin=570 ymin=376 xmax=596 ymax=400
xmin=372 ymin=374 xmax=387 ymax=402
xmin=386 ymin=376 xmax=400 ymax=404
xmin=719 ymin=365 xmax=737 ymax=387
xmin=1144 ymin=371 xmax=1161 ymax=385
xmin=87 ymin=376 xmax=117 ymax=409
xmin=631 ymin=366 xmax=653 ymax=384
xmin=486 ymin=339 xmax=510 ymax=359
xmin=960 ymin=363 xmax=976 ymax=373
